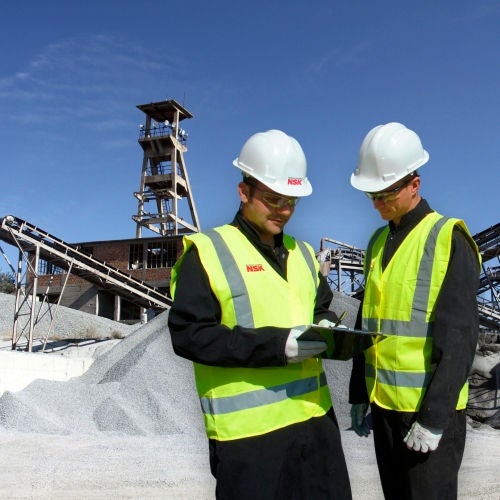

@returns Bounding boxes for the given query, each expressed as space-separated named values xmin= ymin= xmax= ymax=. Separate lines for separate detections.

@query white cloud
xmin=307 ymin=41 xmax=370 ymax=75
xmin=0 ymin=34 xmax=188 ymax=127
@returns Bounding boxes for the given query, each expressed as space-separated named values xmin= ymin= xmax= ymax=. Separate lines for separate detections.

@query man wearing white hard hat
xmin=169 ymin=130 xmax=352 ymax=499
xmin=348 ymin=122 xmax=481 ymax=499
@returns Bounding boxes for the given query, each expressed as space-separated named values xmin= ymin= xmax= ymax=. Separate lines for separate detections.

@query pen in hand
xmin=334 ymin=311 xmax=347 ymax=327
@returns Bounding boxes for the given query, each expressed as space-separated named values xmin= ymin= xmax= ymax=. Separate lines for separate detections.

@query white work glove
xmin=404 ymin=421 xmax=443 ymax=453
xmin=285 ymin=326 xmax=327 ymax=363
xmin=318 ymin=319 xmax=336 ymax=328
xmin=317 ymin=319 xmax=348 ymax=329
xmin=350 ymin=403 xmax=370 ymax=437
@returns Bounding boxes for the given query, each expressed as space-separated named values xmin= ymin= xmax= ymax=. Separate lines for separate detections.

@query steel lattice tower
xmin=133 ymin=100 xmax=201 ymax=237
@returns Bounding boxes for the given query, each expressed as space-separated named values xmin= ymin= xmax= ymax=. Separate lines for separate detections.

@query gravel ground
xmin=0 ymin=292 xmax=498 ymax=499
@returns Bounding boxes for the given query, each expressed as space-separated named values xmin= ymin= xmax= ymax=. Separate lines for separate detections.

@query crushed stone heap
xmin=0 ymin=292 xmax=137 ymax=342
xmin=0 ymin=310 xmax=205 ymax=437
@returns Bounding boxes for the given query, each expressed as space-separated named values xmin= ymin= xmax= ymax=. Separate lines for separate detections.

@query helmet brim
xmin=234 ymin=158 xmax=313 ymax=197
xmin=350 ymin=151 xmax=429 ymax=192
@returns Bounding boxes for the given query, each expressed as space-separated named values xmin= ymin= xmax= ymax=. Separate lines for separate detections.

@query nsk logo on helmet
xmin=233 ymin=129 xmax=312 ymax=197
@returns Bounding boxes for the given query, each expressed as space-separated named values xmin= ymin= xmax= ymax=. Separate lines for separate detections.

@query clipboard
xmin=298 ymin=325 xmax=388 ymax=361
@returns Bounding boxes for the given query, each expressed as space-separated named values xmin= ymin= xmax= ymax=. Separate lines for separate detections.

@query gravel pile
xmin=0 ymin=296 xmax=498 ymax=499
xmin=0 ymin=291 xmax=353 ymax=437
xmin=0 ymin=292 xmax=138 ymax=345
xmin=0 ymin=290 xmax=496 ymax=440
xmin=0 ymin=305 xmax=205 ymax=437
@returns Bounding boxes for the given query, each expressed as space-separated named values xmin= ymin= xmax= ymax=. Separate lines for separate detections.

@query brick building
xmin=35 ymin=235 xmax=183 ymax=322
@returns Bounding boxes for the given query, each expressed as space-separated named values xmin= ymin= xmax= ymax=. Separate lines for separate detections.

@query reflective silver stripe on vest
xmin=205 ymin=229 xmax=254 ymax=328
xmin=365 ymin=216 xmax=450 ymax=338
xmin=200 ymin=372 xmax=328 ymax=415
xmin=365 ymin=364 xmax=431 ymax=388
xmin=296 ymin=240 xmax=317 ymax=286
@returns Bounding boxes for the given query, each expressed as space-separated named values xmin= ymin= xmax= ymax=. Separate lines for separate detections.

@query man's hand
xmin=317 ymin=313 xmax=348 ymax=329
xmin=350 ymin=403 xmax=370 ymax=436
xmin=285 ymin=326 xmax=327 ymax=363
xmin=318 ymin=319 xmax=336 ymax=328
xmin=404 ymin=421 xmax=443 ymax=453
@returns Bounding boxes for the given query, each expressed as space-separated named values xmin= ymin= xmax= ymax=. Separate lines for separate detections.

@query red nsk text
xmin=246 ymin=264 xmax=265 ymax=272
xmin=287 ymin=178 xmax=303 ymax=185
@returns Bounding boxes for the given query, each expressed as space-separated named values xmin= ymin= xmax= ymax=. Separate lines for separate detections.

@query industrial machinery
xmin=0 ymin=215 xmax=172 ymax=350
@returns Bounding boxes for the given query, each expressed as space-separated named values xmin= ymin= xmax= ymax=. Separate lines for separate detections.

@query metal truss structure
xmin=316 ymin=237 xmax=365 ymax=296
xmin=0 ymin=215 xmax=171 ymax=351
xmin=133 ymin=99 xmax=201 ymax=237
xmin=473 ymin=222 xmax=500 ymax=339
xmin=0 ymin=99 xmax=203 ymax=351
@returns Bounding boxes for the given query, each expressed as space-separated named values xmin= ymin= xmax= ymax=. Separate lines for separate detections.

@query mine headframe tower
xmin=133 ymin=99 xmax=201 ymax=238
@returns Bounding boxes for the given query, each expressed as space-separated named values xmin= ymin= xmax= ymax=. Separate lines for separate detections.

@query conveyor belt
xmin=0 ymin=215 xmax=172 ymax=310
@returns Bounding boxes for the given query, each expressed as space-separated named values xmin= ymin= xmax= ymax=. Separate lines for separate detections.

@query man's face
xmin=367 ymin=175 xmax=420 ymax=225
xmin=238 ymin=180 xmax=298 ymax=245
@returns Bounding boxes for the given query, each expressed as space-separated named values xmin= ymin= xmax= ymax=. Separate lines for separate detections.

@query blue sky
xmin=0 ymin=1 xmax=499 ymax=273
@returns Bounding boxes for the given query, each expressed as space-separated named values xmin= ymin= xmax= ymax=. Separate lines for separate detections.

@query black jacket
xmin=349 ymin=199 xmax=480 ymax=429
xmin=168 ymin=210 xmax=339 ymax=368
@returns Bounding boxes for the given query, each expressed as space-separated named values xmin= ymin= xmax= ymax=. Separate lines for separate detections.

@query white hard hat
xmin=233 ymin=129 xmax=312 ymax=197
xmin=350 ymin=122 xmax=429 ymax=192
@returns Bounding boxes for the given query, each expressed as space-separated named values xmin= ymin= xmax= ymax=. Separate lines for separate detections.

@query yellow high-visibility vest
xmin=362 ymin=212 xmax=480 ymax=411
xmin=171 ymin=225 xmax=332 ymax=441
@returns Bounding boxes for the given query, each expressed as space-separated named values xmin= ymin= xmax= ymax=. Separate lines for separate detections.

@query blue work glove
xmin=350 ymin=403 xmax=370 ymax=436
xmin=404 ymin=421 xmax=443 ymax=453
xmin=285 ymin=326 xmax=327 ymax=363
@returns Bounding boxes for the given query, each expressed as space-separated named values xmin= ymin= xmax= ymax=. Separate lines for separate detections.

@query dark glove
xmin=350 ymin=403 xmax=370 ymax=437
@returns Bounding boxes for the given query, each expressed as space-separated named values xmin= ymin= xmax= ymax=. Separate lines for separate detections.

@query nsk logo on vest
xmin=288 ymin=178 xmax=303 ymax=185
xmin=246 ymin=264 xmax=265 ymax=272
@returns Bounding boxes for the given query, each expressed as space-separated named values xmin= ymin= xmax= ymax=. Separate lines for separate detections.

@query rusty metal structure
xmin=133 ymin=99 xmax=200 ymax=237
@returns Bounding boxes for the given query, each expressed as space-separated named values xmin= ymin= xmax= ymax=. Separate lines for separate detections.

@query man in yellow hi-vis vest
xmin=169 ymin=130 xmax=352 ymax=499
xmin=348 ymin=123 xmax=481 ymax=500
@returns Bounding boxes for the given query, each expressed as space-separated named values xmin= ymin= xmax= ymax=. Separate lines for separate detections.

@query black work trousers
xmin=209 ymin=407 xmax=352 ymax=500
xmin=371 ymin=404 xmax=466 ymax=500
